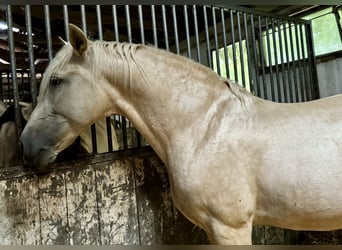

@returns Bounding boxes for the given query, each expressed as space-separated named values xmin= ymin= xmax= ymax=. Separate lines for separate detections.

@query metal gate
xmin=1 ymin=4 xmax=319 ymax=160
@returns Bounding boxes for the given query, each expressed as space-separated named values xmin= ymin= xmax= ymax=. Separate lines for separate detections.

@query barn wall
xmin=0 ymin=147 xmax=298 ymax=245
xmin=316 ymin=56 xmax=342 ymax=98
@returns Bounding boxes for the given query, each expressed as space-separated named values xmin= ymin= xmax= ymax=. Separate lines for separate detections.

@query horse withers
xmin=20 ymin=24 xmax=342 ymax=244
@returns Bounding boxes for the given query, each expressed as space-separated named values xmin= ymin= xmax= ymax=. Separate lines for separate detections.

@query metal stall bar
xmin=44 ymin=5 xmax=53 ymax=62
xmin=183 ymin=5 xmax=191 ymax=59
xmin=277 ymin=19 xmax=288 ymax=103
xmin=288 ymin=21 xmax=299 ymax=102
xmin=257 ymin=16 xmax=268 ymax=100
xmin=283 ymin=21 xmax=294 ymax=102
xmin=63 ymin=5 xmax=69 ymax=40
xmin=250 ymin=14 xmax=261 ymax=97
xmin=25 ymin=5 xmax=38 ymax=108
xmin=305 ymin=22 xmax=319 ymax=100
xmin=294 ymin=23 xmax=305 ymax=102
xmin=212 ymin=7 xmax=221 ymax=76
xmin=138 ymin=5 xmax=145 ymax=44
xmin=229 ymin=10 xmax=238 ymax=82
xmin=221 ymin=8 xmax=230 ymax=79
xmin=265 ymin=17 xmax=275 ymax=101
xmin=80 ymin=5 xmax=87 ymax=33
xmin=192 ymin=5 xmax=201 ymax=63
xmin=162 ymin=5 xmax=169 ymax=51
xmin=271 ymin=18 xmax=282 ymax=102
xmin=203 ymin=6 xmax=212 ymax=69
xmin=299 ymin=24 xmax=310 ymax=101
xmin=112 ymin=5 xmax=119 ymax=42
xmin=237 ymin=11 xmax=246 ymax=88
xmin=151 ymin=5 xmax=158 ymax=47
xmin=6 ymin=5 xmax=21 ymax=138
xmin=172 ymin=5 xmax=180 ymax=55
xmin=243 ymin=12 xmax=253 ymax=94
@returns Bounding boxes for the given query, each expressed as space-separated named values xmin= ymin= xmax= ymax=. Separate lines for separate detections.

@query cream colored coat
xmin=20 ymin=24 xmax=342 ymax=244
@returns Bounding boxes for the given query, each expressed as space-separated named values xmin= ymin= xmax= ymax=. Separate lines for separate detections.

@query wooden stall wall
xmin=0 ymin=147 xmax=299 ymax=245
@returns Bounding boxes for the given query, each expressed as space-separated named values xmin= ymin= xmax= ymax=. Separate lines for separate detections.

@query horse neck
xmin=99 ymin=43 xmax=244 ymax=164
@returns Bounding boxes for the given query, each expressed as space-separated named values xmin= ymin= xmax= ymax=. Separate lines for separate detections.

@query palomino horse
xmin=20 ymin=24 xmax=342 ymax=245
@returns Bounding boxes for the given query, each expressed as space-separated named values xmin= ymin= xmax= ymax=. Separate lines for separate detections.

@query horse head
xmin=20 ymin=24 xmax=116 ymax=168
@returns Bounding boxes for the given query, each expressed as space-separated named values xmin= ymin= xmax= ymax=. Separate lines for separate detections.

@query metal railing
xmin=1 ymin=5 xmax=319 ymax=161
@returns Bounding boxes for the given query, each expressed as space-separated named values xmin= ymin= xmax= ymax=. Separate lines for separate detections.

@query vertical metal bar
xmin=112 ymin=5 xmax=119 ymax=41
xmin=125 ymin=5 xmax=131 ymax=43
xmin=250 ymin=14 xmax=261 ymax=97
xmin=294 ymin=23 xmax=304 ymax=102
xmin=221 ymin=8 xmax=230 ymax=78
xmin=258 ymin=16 xmax=268 ymax=100
xmin=299 ymin=24 xmax=310 ymax=101
xmin=80 ymin=5 xmax=87 ymax=33
xmin=6 ymin=5 xmax=21 ymax=137
xmin=25 ymin=5 xmax=37 ymax=108
xmin=237 ymin=11 xmax=245 ymax=88
xmin=265 ymin=17 xmax=275 ymax=101
xmin=138 ymin=5 xmax=145 ymax=44
xmin=151 ymin=5 xmax=158 ymax=47
xmin=44 ymin=5 xmax=53 ymax=62
xmin=212 ymin=7 xmax=220 ymax=76
xmin=96 ymin=5 xmax=103 ymax=40
xmin=162 ymin=5 xmax=169 ymax=51
xmin=203 ymin=6 xmax=212 ymax=69
xmin=305 ymin=22 xmax=319 ymax=100
xmin=288 ymin=21 xmax=299 ymax=102
xmin=277 ymin=19 xmax=288 ymax=103
xmin=172 ymin=5 xmax=180 ymax=55
xmin=230 ymin=10 xmax=238 ymax=82
xmin=193 ymin=5 xmax=201 ymax=63
xmin=271 ymin=18 xmax=281 ymax=102
xmin=183 ymin=5 xmax=191 ymax=59
xmin=283 ymin=21 xmax=293 ymax=102
xmin=243 ymin=12 xmax=253 ymax=94
xmin=63 ymin=5 xmax=69 ymax=41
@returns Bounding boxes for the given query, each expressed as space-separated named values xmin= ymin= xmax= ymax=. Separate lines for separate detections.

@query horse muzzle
xmin=19 ymin=132 xmax=57 ymax=168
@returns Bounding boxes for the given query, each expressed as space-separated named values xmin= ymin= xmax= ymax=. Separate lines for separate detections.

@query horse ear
xmin=69 ymin=24 xmax=88 ymax=56
xmin=58 ymin=36 xmax=67 ymax=45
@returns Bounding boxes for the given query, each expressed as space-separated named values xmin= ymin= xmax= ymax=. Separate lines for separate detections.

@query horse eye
xmin=50 ymin=75 xmax=63 ymax=86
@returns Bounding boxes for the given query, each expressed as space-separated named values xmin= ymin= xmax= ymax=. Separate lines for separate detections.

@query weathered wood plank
xmin=0 ymin=176 xmax=40 ymax=244
xmin=38 ymin=171 xmax=69 ymax=245
xmin=95 ymin=159 xmax=139 ymax=244
xmin=134 ymin=153 xmax=209 ymax=244
xmin=65 ymin=164 xmax=100 ymax=245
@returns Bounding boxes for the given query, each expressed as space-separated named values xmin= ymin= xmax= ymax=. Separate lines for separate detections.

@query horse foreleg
xmin=206 ymin=220 xmax=253 ymax=245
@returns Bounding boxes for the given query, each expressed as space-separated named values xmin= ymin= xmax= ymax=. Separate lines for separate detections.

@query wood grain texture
xmin=95 ymin=159 xmax=139 ymax=245
xmin=38 ymin=171 xmax=69 ymax=245
xmin=65 ymin=164 xmax=100 ymax=245
xmin=0 ymin=176 xmax=40 ymax=244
